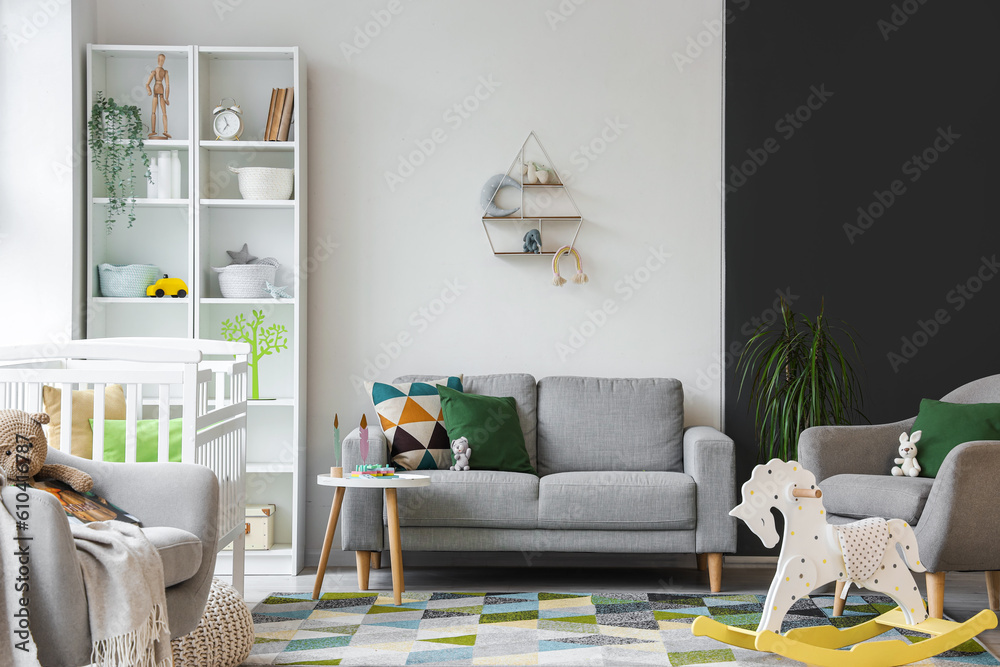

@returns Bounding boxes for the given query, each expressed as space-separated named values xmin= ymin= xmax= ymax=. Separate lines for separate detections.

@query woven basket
xmin=228 ymin=166 xmax=294 ymax=200
xmin=97 ymin=263 xmax=159 ymax=298
xmin=213 ymin=257 xmax=279 ymax=298
xmin=171 ymin=578 xmax=253 ymax=667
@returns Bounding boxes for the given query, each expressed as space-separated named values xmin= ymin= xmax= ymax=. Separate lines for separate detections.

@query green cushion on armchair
xmin=911 ymin=398 xmax=1000 ymax=477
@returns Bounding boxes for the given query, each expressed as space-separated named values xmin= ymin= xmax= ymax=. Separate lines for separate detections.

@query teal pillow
xmin=437 ymin=385 xmax=535 ymax=474
xmin=89 ymin=418 xmax=183 ymax=463
xmin=910 ymin=399 xmax=1000 ymax=477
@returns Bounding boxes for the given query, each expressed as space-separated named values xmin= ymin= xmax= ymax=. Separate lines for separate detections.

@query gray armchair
xmin=799 ymin=374 xmax=1000 ymax=619
xmin=5 ymin=449 xmax=219 ymax=666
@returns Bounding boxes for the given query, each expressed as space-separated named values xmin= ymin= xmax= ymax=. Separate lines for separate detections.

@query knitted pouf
xmin=171 ymin=578 xmax=254 ymax=667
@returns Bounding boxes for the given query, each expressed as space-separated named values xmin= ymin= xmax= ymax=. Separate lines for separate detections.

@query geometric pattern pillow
xmin=365 ymin=376 xmax=463 ymax=470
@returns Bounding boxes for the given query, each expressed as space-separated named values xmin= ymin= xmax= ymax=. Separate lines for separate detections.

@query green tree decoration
xmin=88 ymin=92 xmax=152 ymax=234
xmin=220 ymin=310 xmax=288 ymax=399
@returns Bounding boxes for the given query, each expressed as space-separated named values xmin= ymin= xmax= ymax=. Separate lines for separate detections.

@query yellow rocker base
xmin=691 ymin=608 xmax=997 ymax=667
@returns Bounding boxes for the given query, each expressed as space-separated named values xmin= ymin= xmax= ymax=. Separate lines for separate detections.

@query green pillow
xmin=437 ymin=385 xmax=535 ymax=475
xmin=911 ymin=399 xmax=1000 ymax=477
xmin=89 ymin=419 xmax=183 ymax=463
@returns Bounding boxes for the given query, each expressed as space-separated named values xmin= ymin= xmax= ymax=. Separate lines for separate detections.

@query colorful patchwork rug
xmin=246 ymin=591 xmax=999 ymax=665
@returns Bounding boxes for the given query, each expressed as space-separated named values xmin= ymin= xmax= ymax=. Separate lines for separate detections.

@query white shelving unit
xmin=86 ymin=45 xmax=307 ymax=577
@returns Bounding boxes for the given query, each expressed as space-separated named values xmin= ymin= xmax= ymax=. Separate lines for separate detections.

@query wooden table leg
xmin=356 ymin=551 xmax=371 ymax=590
xmin=371 ymin=551 xmax=381 ymax=570
xmin=312 ymin=486 xmax=346 ymax=600
xmin=386 ymin=488 xmax=404 ymax=605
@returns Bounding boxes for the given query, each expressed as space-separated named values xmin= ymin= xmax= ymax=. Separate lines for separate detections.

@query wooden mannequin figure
xmin=145 ymin=53 xmax=170 ymax=139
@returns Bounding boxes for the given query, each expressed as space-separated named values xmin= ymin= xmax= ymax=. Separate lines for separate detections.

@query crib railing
xmin=0 ymin=337 xmax=249 ymax=593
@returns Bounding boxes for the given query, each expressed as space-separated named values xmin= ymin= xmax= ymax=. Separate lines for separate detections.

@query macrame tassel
xmin=552 ymin=274 xmax=567 ymax=287
xmin=572 ymin=271 xmax=589 ymax=285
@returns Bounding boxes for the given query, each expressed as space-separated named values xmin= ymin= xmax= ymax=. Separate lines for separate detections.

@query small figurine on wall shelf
xmin=219 ymin=310 xmax=288 ymax=399
xmin=145 ymin=53 xmax=170 ymax=139
xmin=522 ymin=229 xmax=541 ymax=254
xmin=146 ymin=274 xmax=187 ymax=298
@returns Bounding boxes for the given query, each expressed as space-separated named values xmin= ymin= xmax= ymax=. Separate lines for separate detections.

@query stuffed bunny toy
xmin=891 ymin=430 xmax=922 ymax=477
xmin=450 ymin=437 xmax=472 ymax=471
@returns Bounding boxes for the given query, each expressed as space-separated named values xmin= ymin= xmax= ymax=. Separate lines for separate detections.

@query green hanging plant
xmin=735 ymin=299 xmax=867 ymax=462
xmin=88 ymin=92 xmax=151 ymax=233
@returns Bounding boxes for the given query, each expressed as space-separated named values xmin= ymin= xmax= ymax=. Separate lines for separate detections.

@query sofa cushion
xmin=438 ymin=386 xmax=535 ymax=474
xmin=386 ymin=469 xmax=538 ymax=529
xmin=141 ymin=525 xmax=203 ymax=587
xmin=396 ymin=374 xmax=538 ymax=469
xmin=821 ymin=474 xmax=935 ymax=525
xmin=538 ymin=471 xmax=696 ymax=530
xmin=536 ymin=377 xmax=684 ymax=475
xmin=366 ymin=376 xmax=464 ymax=470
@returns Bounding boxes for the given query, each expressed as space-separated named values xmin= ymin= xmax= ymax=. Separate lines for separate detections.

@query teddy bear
xmin=449 ymin=437 xmax=472 ymax=471
xmin=891 ymin=430 xmax=922 ymax=477
xmin=0 ymin=410 xmax=94 ymax=492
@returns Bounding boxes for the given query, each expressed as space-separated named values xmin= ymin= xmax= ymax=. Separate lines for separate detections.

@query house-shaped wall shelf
xmin=481 ymin=132 xmax=583 ymax=256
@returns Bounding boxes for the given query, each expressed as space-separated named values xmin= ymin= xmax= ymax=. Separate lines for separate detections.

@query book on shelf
xmin=31 ymin=479 xmax=141 ymax=526
xmin=264 ymin=88 xmax=278 ymax=141
xmin=268 ymin=88 xmax=286 ymax=141
xmin=277 ymin=87 xmax=294 ymax=141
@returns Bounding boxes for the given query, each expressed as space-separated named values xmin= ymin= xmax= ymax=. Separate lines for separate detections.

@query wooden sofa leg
xmin=371 ymin=552 xmax=381 ymax=570
xmin=707 ymin=553 xmax=723 ymax=593
xmin=926 ymin=571 xmax=946 ymax=619
xmin=987 ymin=571 xmax=1000 ymax=611
xmin=697 ymin=554 xmax=708 ymax=571
xmin=832 ymin=580 xmax=846 ymax=616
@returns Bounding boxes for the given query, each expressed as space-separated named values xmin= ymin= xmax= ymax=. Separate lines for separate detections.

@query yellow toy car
xmin=147 ymin=274 xmax=188 ymax=298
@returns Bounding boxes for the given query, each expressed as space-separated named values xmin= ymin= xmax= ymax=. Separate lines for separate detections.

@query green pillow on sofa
xmin=89 ymin=418 xmax=183 ymax=463
xmin=911 ymin=399 xmax=1000 ymax=477
xmin=437 ymin=385 xmax=535 ymax=474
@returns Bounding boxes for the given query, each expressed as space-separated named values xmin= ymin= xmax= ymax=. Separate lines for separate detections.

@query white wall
xmin=0 ymin=0 xmax=92 ymax=346
xmin=92 ymin=0 xmax=724 ymax=564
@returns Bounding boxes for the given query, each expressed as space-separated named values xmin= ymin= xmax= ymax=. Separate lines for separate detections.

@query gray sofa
xmin=6 ymin=449 xmax=218 ymax=667
xmin=340 ymin=374 xmax=736 ymax=590
xmin=799 ymin=374 xmax=1000 ymax=618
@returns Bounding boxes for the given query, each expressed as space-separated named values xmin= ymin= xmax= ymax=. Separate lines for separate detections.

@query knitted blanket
xmin=71 ymin=520 xmax=173 ymax=667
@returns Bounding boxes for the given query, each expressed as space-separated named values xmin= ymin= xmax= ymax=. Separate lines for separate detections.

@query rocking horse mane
xmin=737 ymin=458 xmax=825 ymax=515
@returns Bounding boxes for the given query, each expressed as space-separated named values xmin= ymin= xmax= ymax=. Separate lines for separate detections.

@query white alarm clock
xmin=212 ymin=98 xmax=243 ymax=141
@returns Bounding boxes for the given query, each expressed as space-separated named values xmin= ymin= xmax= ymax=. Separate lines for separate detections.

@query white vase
xmin=157 ymin=152 xmax=172 ymax=199
xmin=148 ymin=162 xmax=159 ymax=199
xmin=170 ymin=150 xmax=181 ymax=198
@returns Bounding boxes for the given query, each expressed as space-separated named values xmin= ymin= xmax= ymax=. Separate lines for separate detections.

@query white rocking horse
xmin=692 ymin=459 xmax=997 ymax=666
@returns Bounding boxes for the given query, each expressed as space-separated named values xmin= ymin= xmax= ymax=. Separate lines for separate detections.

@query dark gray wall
xmin=725 ymin=1 xmax=1000 ymax=554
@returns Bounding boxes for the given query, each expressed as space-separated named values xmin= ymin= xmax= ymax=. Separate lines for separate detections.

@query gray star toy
xmin=263 ymin=281 xmax=292 ymax=299
xmin=227 ymin=243 xmax=257 ymax=264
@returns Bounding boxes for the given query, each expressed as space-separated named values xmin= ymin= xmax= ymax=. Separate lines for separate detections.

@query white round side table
xmin=313 ymin=473 xmax=430 ymax=605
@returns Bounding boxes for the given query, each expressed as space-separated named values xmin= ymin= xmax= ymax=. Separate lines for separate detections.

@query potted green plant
xmin=88 ymin=92 xmax=151 ymax=233
xmin=735 ymin=299 xmax=866 ymax=462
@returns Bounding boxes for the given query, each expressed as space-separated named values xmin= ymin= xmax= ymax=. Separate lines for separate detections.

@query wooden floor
xmin=237 ymin=554 xmax=1000 ymax=655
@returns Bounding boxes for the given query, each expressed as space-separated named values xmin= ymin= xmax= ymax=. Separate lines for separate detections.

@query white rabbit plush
xmin=891 ymin=430 xmax=922 ymax=477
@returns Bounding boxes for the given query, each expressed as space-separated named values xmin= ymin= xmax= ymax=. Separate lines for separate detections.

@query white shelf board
xmin=200 ymin=199 xmax=294 ymax=209
xmin=92 ymin=297 xmax=189 ymax=304
xmin=215 ymin=544 xmax=293 ymax=576
xmin=247 ymin=462 xmax=294 ymax=474
xmin=138 ymin=139 xmax=191 ymax=150
xmin=200 ymin=298 xmax=295 ymax=305
xmin=250 ymin=398 xmax=294 ymax=407
xmin=200 ymin=140 xmax=294 ymax=152
xmin=92 ymin=45 xmax=190 ymax=58
xmin=199 ymin=47 xmax=295 ymax=60
xmin=93 ymin=197 xmax=188 ymax=208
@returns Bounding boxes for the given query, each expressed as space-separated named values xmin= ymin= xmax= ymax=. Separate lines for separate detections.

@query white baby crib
xmin=0 ymin=337 xmax=249 ymax=593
